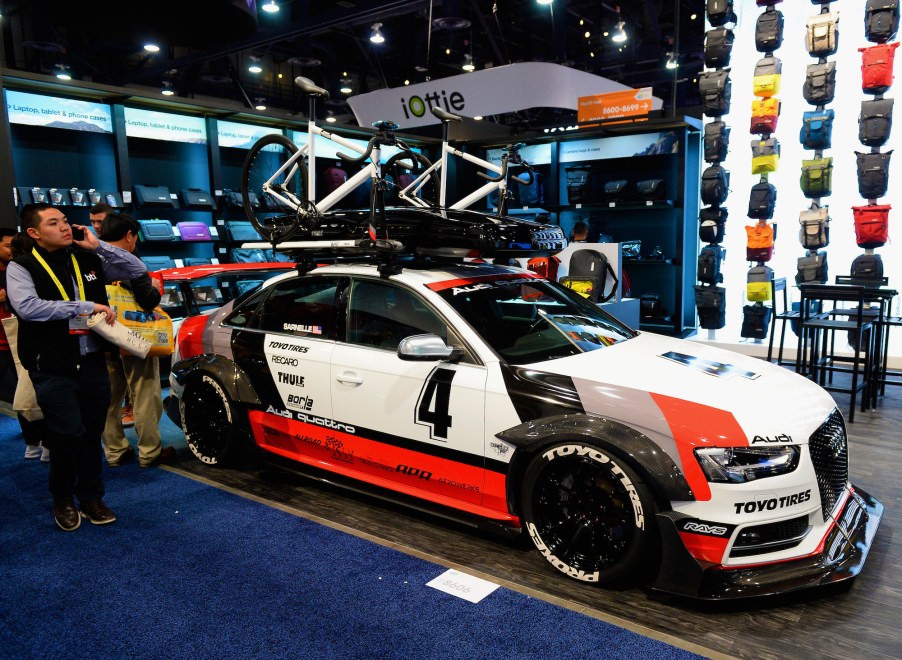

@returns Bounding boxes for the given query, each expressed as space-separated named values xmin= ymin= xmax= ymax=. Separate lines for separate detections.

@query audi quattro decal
xmin=263 ymin=334 xmax=332 ymax=415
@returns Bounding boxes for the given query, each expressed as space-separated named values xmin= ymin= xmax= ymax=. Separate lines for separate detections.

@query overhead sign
xmin=577 ymin=88 xmax=654 ymax=124
xmin=218 ymin=121 xmax=282 ymax=149
xmin=124 ymin=107 xmax=207 ymax=144
xmin=5 ymin=90 xmax=112 ymax=133
xmin=348 ymin=62 xmax=663 ymax=130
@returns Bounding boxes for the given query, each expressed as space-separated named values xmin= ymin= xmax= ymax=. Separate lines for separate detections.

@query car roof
xmin=158 ymin=262 xmax=295 ymax=282
xmin=298 ymin=260 xmax=537 ymax=287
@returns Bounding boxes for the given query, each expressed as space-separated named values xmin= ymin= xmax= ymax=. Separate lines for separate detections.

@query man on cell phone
xmin=6 ymin=203 xmax=147 ymax=532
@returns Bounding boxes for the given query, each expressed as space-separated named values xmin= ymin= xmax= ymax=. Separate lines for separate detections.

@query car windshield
xmin=434 ymin=276 xmax=636 ymax=364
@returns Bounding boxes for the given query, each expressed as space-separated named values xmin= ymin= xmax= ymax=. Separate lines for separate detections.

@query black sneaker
xmin=80 ymin=499 xmax=117 ymax=525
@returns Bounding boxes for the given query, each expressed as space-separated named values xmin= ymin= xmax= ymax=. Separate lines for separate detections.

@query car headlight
xmin=695 ymin=446 xmax=800 ymax=483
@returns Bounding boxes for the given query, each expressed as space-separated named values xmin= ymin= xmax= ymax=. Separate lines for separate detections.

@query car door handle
xmin=336 ymin=371 xmax=364 ymax=386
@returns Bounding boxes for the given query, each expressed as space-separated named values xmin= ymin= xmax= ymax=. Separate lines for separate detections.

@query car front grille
xmin=808 ymin=409 xmax=848 ymax=521
xmin=730 ymin=515 xmax=810 ymax=558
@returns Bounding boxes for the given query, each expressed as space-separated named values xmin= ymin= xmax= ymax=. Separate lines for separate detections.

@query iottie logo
xmin=400 ymin=90 xmax=466 ymax=119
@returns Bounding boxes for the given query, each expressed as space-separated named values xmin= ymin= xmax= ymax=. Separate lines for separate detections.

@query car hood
xmin=527 ymin=331 xmax=837 ymax=444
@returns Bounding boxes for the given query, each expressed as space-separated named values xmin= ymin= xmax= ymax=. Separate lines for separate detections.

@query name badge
xmin=69 ymin=313 xmax=91 ymax=335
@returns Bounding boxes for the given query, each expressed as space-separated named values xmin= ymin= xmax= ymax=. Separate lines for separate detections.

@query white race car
xmin=166 ymin=255 xmax=882 ymax=599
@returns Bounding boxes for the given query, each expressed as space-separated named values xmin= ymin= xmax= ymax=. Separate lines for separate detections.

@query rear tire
xmin=521 ymin=441 xmax=656 ymax=585
xmin=382 ymin=151 xmax=440 ymax=207
xmin=241 ymin=133 xmax=308 ymax=242
xmin=180 ymin=374 xmax=247 ymax=466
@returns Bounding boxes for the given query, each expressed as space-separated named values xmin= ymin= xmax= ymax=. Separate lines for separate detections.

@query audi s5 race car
xmin=166 ymin=257 xmax=882 ymax=600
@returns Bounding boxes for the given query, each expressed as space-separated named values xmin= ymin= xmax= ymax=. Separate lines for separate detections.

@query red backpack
xmin=852 ymin=204 xmax=891 ymax=249
xmin=526 ymin=255 xmax=561 ymax=281
xmin=860 ymin=42 xmax=900 ymax=94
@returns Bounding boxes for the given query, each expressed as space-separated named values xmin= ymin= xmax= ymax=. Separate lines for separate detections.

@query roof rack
xmin=241 ymin=237 xmax=410 ymax=277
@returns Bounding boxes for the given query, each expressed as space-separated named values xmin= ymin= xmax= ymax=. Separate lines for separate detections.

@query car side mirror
xmin=397 ymin=334 xmax=461 ymax=362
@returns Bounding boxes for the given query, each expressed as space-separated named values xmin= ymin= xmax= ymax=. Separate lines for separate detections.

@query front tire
xmin=180 ymin=374 xmax=247 ymax=466
xmin=521 ymin=442 xmax=656 ymax=585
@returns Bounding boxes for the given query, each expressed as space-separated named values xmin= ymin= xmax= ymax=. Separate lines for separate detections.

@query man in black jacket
xmin=7 ymin=204 xmax=146 ymax=531
xmin=99 ymin=213 xmax=175 ymax=468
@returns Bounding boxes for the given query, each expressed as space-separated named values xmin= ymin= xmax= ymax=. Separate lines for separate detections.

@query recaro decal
xmin=659 ymin=351 xmax=761 ymax=380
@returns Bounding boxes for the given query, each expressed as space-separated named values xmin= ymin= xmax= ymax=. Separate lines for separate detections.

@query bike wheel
xmin=241 ymin=133 xmax=308 ymax=242
xmin=382 ymin=151 xmax=440 ymax=207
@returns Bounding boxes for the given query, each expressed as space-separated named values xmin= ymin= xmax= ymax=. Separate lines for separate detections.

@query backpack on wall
xmin=701 ymin=165 xmax=730 ymax=206
xmin=746 ymin=265 xmax=774 ymax=302
xmin=748 ymin=181 xmax=777 ymax=219
xmin=796 ymin=252 xmax=829 ymax=285
xmin=704 ymin=121 xmax=731 ymax=163
xmin=866 ymin=0 xmax=900 ymax=43
xmin=850 ymin=253 xmax=885 ymax=281
xmin=697 ymin=245 xmax=725 ymax=284
xmin=800 ymin=109 xmax=835 ymax=150
xmin=755 ymin=9 xmax=785 ymax=53
xmin=852 ymin=204 xmax=891 ymax=248
xmin=706 ymin=0 xmax=737 ymax=27
xmin=746 ymin=223 xmax=775 ymax=262
xmin=856 ymin=150 xmax=893 ymax=199
xmin=800 ymin=157 xmax=833 ymax=198
xmin=705 ymin=28 xmax=734 ymax=68
xmin=752 ymin=56 xmax=782 ymax=98
xmin=699 ymin=69 xmax=732 ymax=117
xmin=803 ymin=61 xmax=837 ymax=105
xmin=806 ymin=12 xmax=840 ymax=58
xmin=694 ymin=285 xmax=727 ymax=330
xmin=741 ymin=304 xmax=772 ymax=340
xmin=699 ymin=206 xmax=728 ymax=244
xmin=751 ymin=138 xmax=780 ymax=174
xmin=799 ymin=206 xmax=830 ymax=249
xmin=860 ymin=42 xmax=900 ymax=94
xmin=750 ymin=97 xmax=780 ymax=135
xmin=859 ymin=98 xmax=894 ymax=147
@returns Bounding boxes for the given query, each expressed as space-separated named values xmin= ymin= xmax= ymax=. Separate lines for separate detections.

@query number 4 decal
xmin=415 ymin=367 xmax=456 ymax=440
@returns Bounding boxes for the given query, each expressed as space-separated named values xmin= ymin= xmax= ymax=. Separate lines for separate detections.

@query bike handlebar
xmin=294 ymin=76 xmax=330 ymax=100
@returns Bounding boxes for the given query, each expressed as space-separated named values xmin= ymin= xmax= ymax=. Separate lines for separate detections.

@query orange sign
xmin=578 ymin=88 xmax=653 ymax=124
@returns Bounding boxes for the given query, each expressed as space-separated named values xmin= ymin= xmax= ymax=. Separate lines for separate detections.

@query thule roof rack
xmin=240 ymin=237 xmax=411 ymax=277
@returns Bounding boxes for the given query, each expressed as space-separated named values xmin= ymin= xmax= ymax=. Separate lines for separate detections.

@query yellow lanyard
xmin=31 ymin=249 xmax=85 ymax=302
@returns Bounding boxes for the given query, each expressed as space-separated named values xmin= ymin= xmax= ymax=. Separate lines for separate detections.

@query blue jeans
xmin=30 ymin=352 xmax=111 ymax=504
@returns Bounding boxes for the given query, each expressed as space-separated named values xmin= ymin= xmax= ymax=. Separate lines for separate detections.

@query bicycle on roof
xmin=240 ymin=76 xmax=439 ymax=243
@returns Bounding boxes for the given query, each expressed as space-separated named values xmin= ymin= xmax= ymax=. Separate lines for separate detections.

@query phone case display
xmin=697 ymin=5 xmax=738 ymax=331
xmin=852 ymin=3 xmax=898 ymax=282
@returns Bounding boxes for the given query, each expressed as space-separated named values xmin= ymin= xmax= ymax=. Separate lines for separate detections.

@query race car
xmin=165 ymin=254 xmax=882 ymax=599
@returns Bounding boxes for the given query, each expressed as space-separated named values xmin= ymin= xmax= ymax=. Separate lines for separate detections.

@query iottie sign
xmin=400 ymin=89 xmax=466 ymax=120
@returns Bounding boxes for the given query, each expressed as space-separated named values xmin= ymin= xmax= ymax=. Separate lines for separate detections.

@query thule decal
xmin=277 ymin=372 xmax=305 ymax=387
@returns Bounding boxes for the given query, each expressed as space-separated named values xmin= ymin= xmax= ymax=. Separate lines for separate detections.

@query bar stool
xmin=796 ymin=284 xmax=875 ymax=423
xmin=766 ymin=278 xmax=796 ymax=366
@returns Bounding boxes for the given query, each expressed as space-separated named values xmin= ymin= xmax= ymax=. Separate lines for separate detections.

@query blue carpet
xmin=0 ymin=413 xmax=701 ymax=659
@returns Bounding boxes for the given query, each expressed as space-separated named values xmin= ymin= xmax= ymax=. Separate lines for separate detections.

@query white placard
xmin=425 ymin=568 xmax=499 ymax=603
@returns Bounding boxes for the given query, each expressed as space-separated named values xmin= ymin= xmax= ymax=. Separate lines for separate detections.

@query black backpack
xmin=697 ymin=245 xmax=725 ymax=284
xmin=859 ymin=98 xmax=894 ymax=147
xmin=695 ymin=285 xmax=727 ymax=330
xmin=856 ymin=150 xmax=893 ymax=199
xmin=562 ymin=249 xmax=619 ymax=303
xmin=701 ymin=165 xmax=730 ymax=206
xmin=803 ymin=62 xmax=837 ymax=105
xmin=706 ymin=0 xmax=737 ymax=27
xmin=756 ymin=9 xmax=785 ymax=53
xmin=704 ymin=121 xmax=731 ymax=163
xmin=796 ymin=251 xmax=829 ymax=285
xmin=699 ymin=70 xmax=732 ymax=117
xmin=748 ymin=181 xmax=777 ymax=219
xmin=741 ymin=304 xmax=772 ymax=340
xmin=866 ymin=0 xmax=900 ymax=43
xmin=850 ymin=253 xmax=884 ymax=280
xmin=705 ymin=28 xmax=735 ymax=68
xmin=699 ymin=206 xmax=728 ymax=245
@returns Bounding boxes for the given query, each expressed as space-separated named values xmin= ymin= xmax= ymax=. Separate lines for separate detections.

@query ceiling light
xmin=161 ymin=81 xmax=175 ymax=96
xmin=474 ymin=116 xmax=483 ymax=121
xmin=369 ymin=23 xmax=385 ymax=44
xmin=690 ymin=13 xmax=697 ymax=20
xmin=144 ymin=43 xmax=160 ymax=53
xmin=462 ymin=54 xmax=475 ymax=72
xmin=325 ymin=112 xmax=337 ymax=124
xmin=612 ymin=20 xmax=627 ymax=44
xmin=537 ymin=0 xmax=553 ymax=5
xmin=339 ymin=76 xmax=353 ymax=94
xmin=584 ymin=31 xmax=590 ymax=38
xmin=665 ymin=52 xmax=678 ymax=70
xmin=54 ymin=64 xmax=71 ymax=80
xmin=254 ymin=98 xmax=267 ymax=110
xmin=261 ymin=0 xmax=279 ymax=13
xmin=404 ymin=79 xmax=410 ymax=85
xmin=248 ymin=64 xmax=262 ymax=74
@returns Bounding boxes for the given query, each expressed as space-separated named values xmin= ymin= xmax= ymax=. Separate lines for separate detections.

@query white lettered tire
xmin=180 ymin=374 xmax=246 ymax=466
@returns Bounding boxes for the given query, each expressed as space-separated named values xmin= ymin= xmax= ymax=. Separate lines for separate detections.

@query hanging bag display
xmin=704 ymin=121 xmax=731 ymax=163
xmin=859 ymin=98 xmax=894 ymax=147
xmin=746 ymin=265 xmax=774 ymax=302
xmin=699 ymin=69 xmax=732 ymax=117
xmin=800 ymin=157 xmax=833 ymax=198
xmin=850 ymin=253 xmax=885 ymax=281
xmin=105 ymin=282 xmax=175 ymax=357
xmin=750 ymin=97 xmax=780 ymax=135
xmin=694 ymin=285 xmax=727 ymax=330
xmin=798 ymin=206 xmax=830 ymax=249
xmin=699 ymin=206 xmax=728 ymax=244
xmin=603 ymin=180 xmax=630 ymax=202
xmin=565 ymin=167 xmax=592 ymax=204
xmin=751 ymin=137 xmax=780 ymax=174
xmin=752 ymin=56 xmax=782 ymax=98
xmin=701 ymin=165 xmax=730 ymax=206
xmin=747 ymin=181 xmax=777 ymax=219
xmin=865 ymin=0 xmax=900 ymax=44
xmin=755 ymin=8 xmax=784 ymax=53
xmin=746 ymin=223 xmax=775 ymax=262
xmin=800 ymin=109 xmax=835 ymax=150
xmin=795 ymin=252 xmax=829 ymax=285
xmin=856 ymin=150 xmax=893 ymax=199
xmin=705 ymin=27 xmax=734 ymax=68
xmin=636 ymin=179 xmax=666 ymax=201
xmin=860 ymin=42 xmax=899 ymax=94
xmin=706 ymin=0 xmax=737 ymax=27
xmin=697 ymin=245 xmax=725 ymax=284
xmin=852 ymin=204 xmax=891 ymax=248
xmin=741 ymin=304 xmax=772 ymax=340
xmin=803 ymin=61 xmax=837 ymax=105
xmin=805 ymin=12 xmax=840 ymax=58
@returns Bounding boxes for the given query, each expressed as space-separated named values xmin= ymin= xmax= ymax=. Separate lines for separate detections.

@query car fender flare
xmin=497 ymin=413 xmax=694 ymax=505
xmin=170 ymin=354 xmax=261 ymax=406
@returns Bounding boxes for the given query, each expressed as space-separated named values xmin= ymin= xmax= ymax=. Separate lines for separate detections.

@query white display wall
xmin=707 ymin=1 xmax=900 ymax=358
